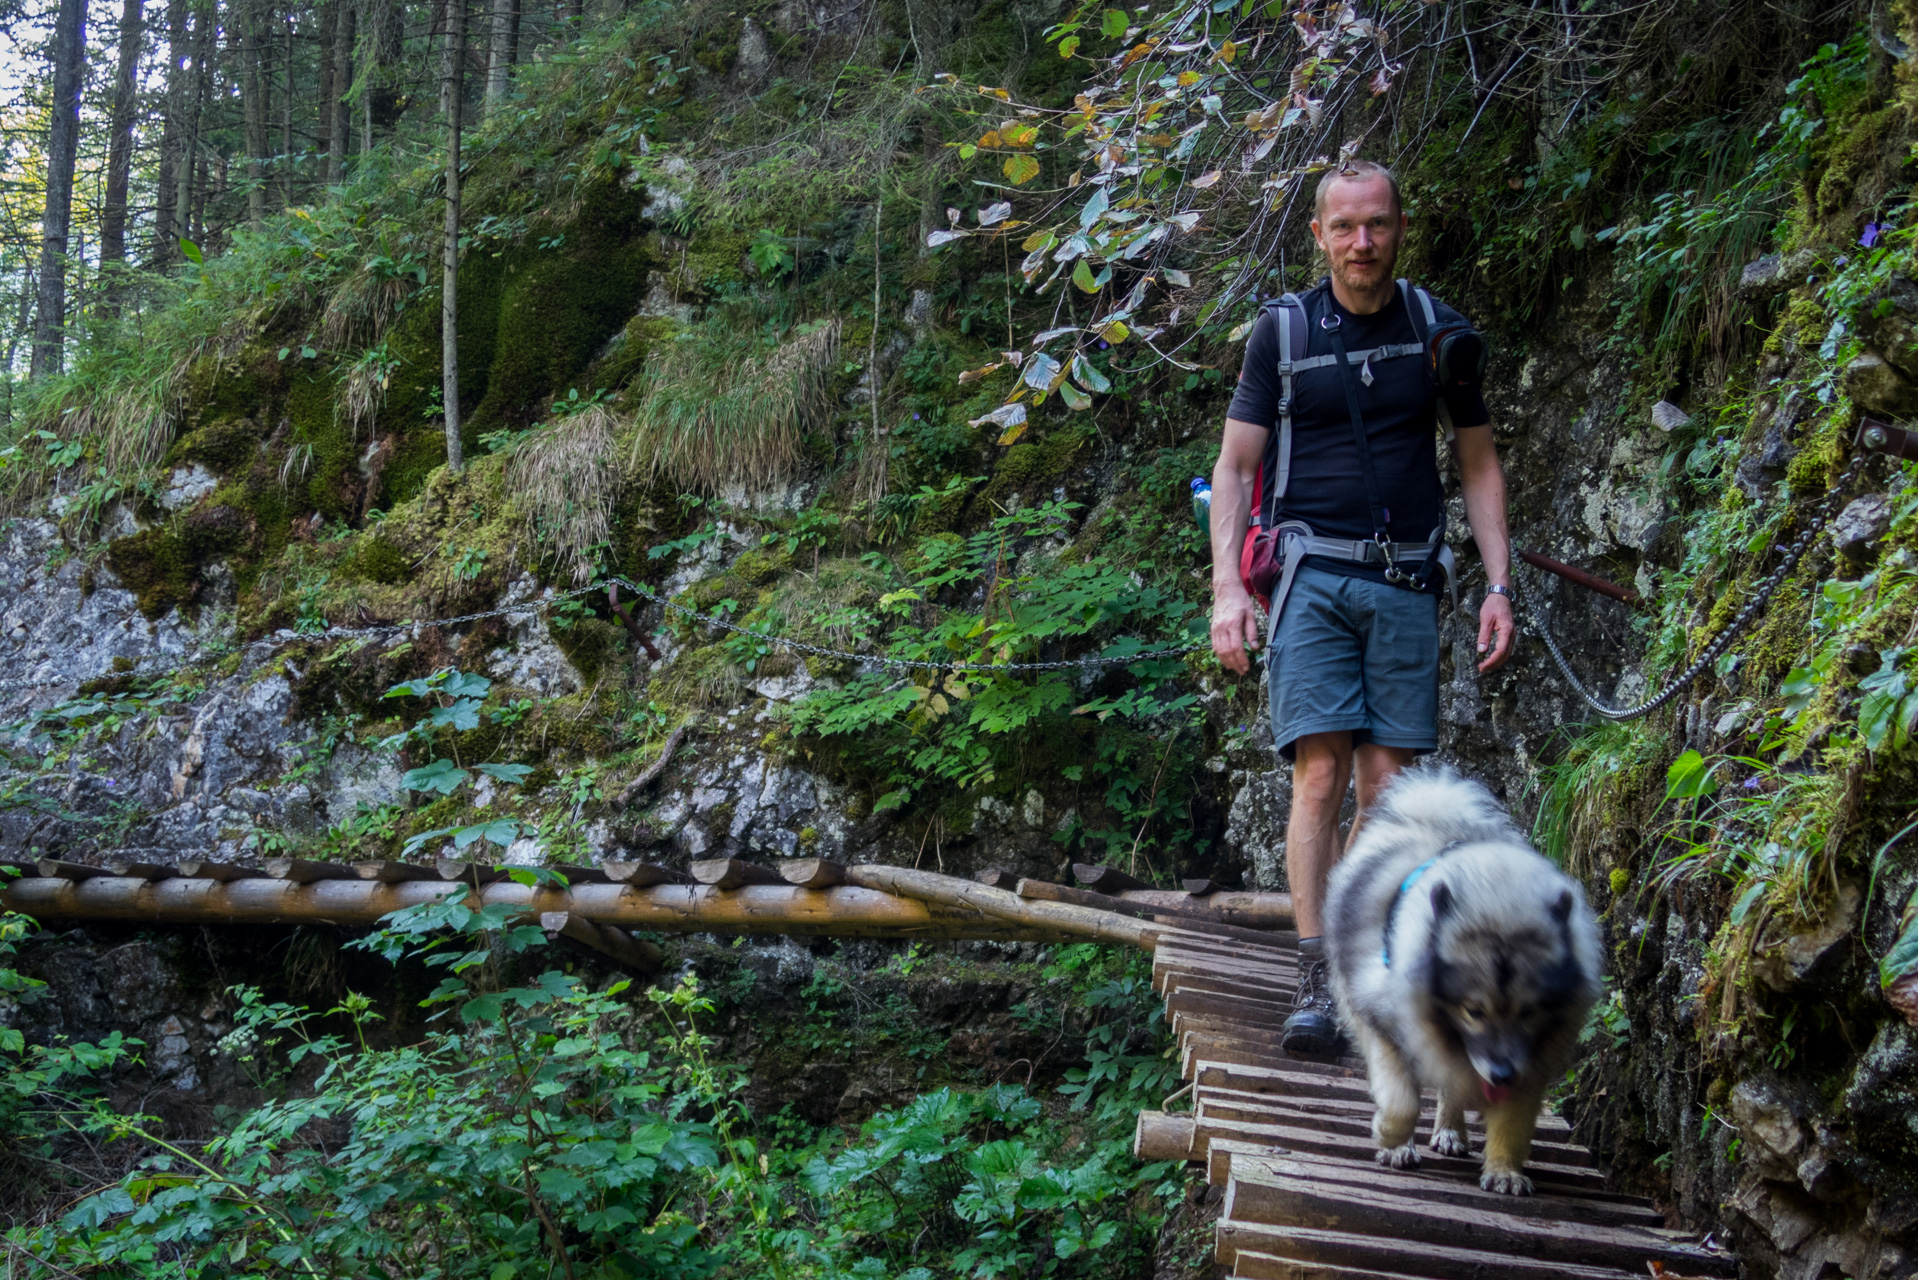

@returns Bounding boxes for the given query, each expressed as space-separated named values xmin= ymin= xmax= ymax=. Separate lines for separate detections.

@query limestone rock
xmin=161 ymin=463 xmax=219 ymax=512
xmin=1751 ymin=883 xmax=1860 ymax=993
xmin=1738 ymin=249 xmax=1816 ymax=299
xmin=1833 ymin=493 xmax=1893 ymax=557
xmin=1844 ymin=350 xmax=1918 ymax=418
xmin=1730 ymin=1075 xmax=1810 ymax=1180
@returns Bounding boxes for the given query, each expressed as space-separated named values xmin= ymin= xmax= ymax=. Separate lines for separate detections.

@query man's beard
xmin=1331 ymin=251 xmax=1397 ymax=294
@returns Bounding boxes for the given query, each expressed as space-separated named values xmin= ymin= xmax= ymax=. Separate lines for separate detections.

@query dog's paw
xmin=1430 ymin=1128 xmax=1469 ymax=1157
xmin=1375 ymin=1143 xmax=1421 ymax=1171
xmin=1479 ymin=1166 xmax=1535 ymax=1196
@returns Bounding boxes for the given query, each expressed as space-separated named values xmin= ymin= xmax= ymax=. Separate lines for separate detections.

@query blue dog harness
xmin=1380 ymin=841 xmax=1464 ymax=968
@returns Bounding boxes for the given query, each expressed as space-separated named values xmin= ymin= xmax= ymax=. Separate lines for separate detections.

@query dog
xmin=1324 ymin=767 xmax=1600 ymax=1196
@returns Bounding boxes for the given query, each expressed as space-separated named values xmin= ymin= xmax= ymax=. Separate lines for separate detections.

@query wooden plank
xmin=1167 ymin=987 xmax=1297 ymax=1024
xmin=1182 ymin=1035 xmax=1367 ymax=1080
xmin=265 ymin=858 xmax=358 ymax=884
xmin=1073 ymin=862 xmax=1152 ymax=893
xmin=1126 ymin=889 xmax=1295 ymax=930
xmin=1191 ymin=1114 xmax=1610 ymax=1195
xmin=354 ymin=861 xmax=440 ymax=883
xmin=778 ymin=858 xmax=846 ymax=889
xmin=1171 ymin=1015 xmax=1366 ymax=1072
xmin=1223 ymin=1165 xmax=1735 ymax=1274
xmin=36 ymin=860 xmax=109 ymax=881
xmin=1147 ymin=921 xmax=1299 ymax=954
xmin=1134 ymin=1110 xmax=1200 ymax=1161
xmin=690 ymin=858 xmax=785 ymax=889
xmin=173 ymin=859 xmax=263 ymax=881
xmin=600 ymin=861 xmax=691 ymax=887
xmin=1230 ymin=1150 xmax=1663 ymax=1227
xmin=1231 ymin=1247 xmax=1435 ymax=1280
xmin=1195 ymin=1087 xmax=1585 ymax=1160
xmin=1194 ymin=1062 xmax=1577 ymax=1140
xmin=104 ymin=860 xmax=177 ymax=881
xmin=1217 ymin=1225 xmax=1649 ymax=1280
xmin=1161 ymin=970 xmax=1299 ymax=1002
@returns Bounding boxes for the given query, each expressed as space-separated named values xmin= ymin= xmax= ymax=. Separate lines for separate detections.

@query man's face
xmin=1311 ymin=175 xmax=1406 ymax=296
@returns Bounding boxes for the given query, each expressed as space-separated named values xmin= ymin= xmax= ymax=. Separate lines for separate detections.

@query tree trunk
xmin=440 ymin=0 xmax=465 ymax=473
xmin=240 ymin=0 xmax=267 ymax=226
xmin=327 ymin=0 xmax=354 ymax=187
xmin=367 ymin=0 xmax=403 ymax=135
xmin=280 ymin=7 xmax=294 ymax=206
xmin=100 ymin=0 xmax=145 ymax=275
xmin=316 ymin=0 xmax=336 ymax=179
xmin=154 ymin=0 xmax=187 ymax=264
xmin=174 ymin=1 xmax=210 ymax=250
xmin=30 ymin=0 xmax=87 ymax=380
xmin=484 ymin=0 xmax=517 ymax=113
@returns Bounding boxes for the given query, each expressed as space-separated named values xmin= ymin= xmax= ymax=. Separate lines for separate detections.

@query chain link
xmin=1528 ymin=453 xmax=1867 ymax=722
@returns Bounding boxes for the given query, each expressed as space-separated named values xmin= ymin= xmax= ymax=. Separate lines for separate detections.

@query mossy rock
xmin=165 ymin=416 xmax=266 ymax=475
xmin=976 ymin=425 xmax=1094 ymax=511
xmin=348 ymin=536 xmax=410 ymax=585
xmin=106 ymin=502 xmax=254 ymax=619
xmin=1814 ymin=105 xmax=1906 ymax=221
xmin=552 ymin=616 xmax=627 ymax=685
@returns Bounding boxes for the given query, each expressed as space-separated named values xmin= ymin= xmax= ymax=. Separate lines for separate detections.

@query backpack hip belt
xmin=1261 ymin=518 xmax=1458 ymax=651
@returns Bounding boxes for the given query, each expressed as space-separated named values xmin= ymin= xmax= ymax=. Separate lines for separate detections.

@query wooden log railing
xmin=0 ymin=857 xmax=1294 ymax=955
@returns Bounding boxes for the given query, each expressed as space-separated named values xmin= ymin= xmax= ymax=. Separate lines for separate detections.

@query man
xmin=1207 ymin=160 xmax=1516 ymax=1055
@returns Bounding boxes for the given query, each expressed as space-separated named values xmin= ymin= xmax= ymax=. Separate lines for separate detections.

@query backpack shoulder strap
xmin=1262 ymin=291 xmax=1312 ymax=513
xmin=1398 ymin=278 xmax=1437 ymax=342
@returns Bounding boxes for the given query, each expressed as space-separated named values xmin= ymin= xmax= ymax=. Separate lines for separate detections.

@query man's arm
xmin=1452 ymin=423 xmax=1515 ymax=673
xmin=1210 ymin=417 xmax=1270 ymax=675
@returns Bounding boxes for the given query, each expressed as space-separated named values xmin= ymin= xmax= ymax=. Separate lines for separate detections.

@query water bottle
xmin=1190 ymin=477 xmax=1212 ymax=535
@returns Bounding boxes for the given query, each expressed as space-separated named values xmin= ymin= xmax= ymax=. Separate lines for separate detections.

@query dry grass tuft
xmin=631 ymin=317 xmax=840 ymax=493
xmin=504 ymin=403 xmax=626 ymax=584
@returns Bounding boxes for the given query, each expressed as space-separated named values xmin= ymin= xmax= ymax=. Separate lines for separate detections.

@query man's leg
xmin=1281 ymin=731 xmax=1353 ymax=1055
xmin=1345 ymin=743 xmax=1417 ymax=851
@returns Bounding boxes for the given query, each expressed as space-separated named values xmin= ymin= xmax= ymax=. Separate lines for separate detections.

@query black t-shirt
xmin=1226 ymin=282 xmax=1490 ymax=587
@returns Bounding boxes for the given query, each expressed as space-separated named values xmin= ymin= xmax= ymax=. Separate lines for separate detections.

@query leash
xmin=1525 ymin=451 xmax=1867 ymax=722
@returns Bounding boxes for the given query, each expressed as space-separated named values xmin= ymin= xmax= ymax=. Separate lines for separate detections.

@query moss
xmin=165 ymin=416 xmax=266 ymax=475
xmin=681 ymin=227 xmax=752 ymax=292
xmin=348 ymin=536 xmax=410 ymax=585
xmin=975 ymin=424 xmax=1094 ymax=511
xmin=106 ymin=501 xmax=255 ymax=619
xmin=1814 ymin=105 xmax=1905 ymax=221
xmin=551 ymin=616 xmax=626 ymax=686
xmin=463 ymin=184 xmax=653 ymax=443
xmin=593 ymin=314 xmax=685 ymax=392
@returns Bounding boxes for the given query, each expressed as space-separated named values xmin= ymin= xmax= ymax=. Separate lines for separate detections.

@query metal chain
xmin=1528 ymin=452 xmax=1867 ymax=722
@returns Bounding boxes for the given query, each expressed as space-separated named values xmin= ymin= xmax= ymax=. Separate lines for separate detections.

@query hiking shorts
xmin=1267 ymin=565 xmax=1440 ymax=761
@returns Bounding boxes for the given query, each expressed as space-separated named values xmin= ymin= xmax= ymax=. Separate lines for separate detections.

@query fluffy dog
xmin=1325 ymin=767 xmax=1600 ymax=1195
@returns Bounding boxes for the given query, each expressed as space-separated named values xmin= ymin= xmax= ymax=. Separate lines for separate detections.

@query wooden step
xmin=1222 ymin=1162 xmax=1735 ymax=1275
xmin=1218 ymin=1225 xmax=1649 ymax=1280
xmin=1180 ymin=1031 xmax=1368 ymax=1077
xmin=1230 ymin=1150 xmax=1664 ymax=1228
xmin=1160 ymin=970 xmax=1299 ymax=1002
xmin=1194 ymin=1093 xmax=1593 ymax=1169
xmin=1193 ymin=1061 xmax=1578 ymax=1139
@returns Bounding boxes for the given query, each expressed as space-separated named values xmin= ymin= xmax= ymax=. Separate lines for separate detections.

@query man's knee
xmin=1292 ymin=733 xmax=1352 ymax=806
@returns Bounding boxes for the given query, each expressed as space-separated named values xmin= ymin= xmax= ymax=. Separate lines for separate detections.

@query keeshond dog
xmin=1325 ymin=767 xmax=1600 ymax=1196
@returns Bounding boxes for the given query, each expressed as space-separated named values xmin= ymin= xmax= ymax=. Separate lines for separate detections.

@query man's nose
xmin=1352 ymin=225 xmax=1373 ymax=250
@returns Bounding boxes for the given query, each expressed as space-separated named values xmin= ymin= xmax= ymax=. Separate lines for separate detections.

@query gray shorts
xmin=1267 ymin=566 xmax=1440 ymax=761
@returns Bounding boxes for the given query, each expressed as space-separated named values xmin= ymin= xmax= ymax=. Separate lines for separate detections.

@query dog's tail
xmin=1368 ymin=766 xmax=1516 ymax=846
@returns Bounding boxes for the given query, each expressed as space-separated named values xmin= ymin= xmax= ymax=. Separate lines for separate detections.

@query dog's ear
xmin=1430 ymin=880 xmax=1453 ymax=920
xmin=1550 ymin=888 xmax=1574 ymax=924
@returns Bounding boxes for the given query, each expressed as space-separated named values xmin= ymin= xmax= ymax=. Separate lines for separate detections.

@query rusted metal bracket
xmin=1859 ymin=416 xmax=1918 ymax=462
xmin=1514 ymin=548 xmax=1642 ymax=605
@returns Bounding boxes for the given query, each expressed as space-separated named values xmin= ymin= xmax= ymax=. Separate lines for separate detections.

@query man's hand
xmin=1476 ymin=590 xmax=1515 ymax=673
xmin=1212 ymin=584 xmax=1262 ymax=675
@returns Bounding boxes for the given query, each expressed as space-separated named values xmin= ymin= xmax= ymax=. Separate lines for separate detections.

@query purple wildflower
xmin=1743 ymin=776 xmax=1761 ymax=790
xmin=912 ymin=412 xmax=921 ymax=420
xmin=1098 ymin=340 xmax=1109 ymax=350
xmin=1862 ymin=222 xmax=1884 ymax=248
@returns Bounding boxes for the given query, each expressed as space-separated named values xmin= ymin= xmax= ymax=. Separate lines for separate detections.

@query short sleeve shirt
xmin=1226 ymin=282 xmax=1489 ymax=587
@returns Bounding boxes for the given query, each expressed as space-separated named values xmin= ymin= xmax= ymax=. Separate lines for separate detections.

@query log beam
xmin=539 ymin=911 xmax=663 ymax=973
xmin=846 ymin=864 xmax=1156 ymax=950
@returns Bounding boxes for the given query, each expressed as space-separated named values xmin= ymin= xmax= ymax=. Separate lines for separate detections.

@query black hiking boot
xmin=1280 ymin=947 xmax=1345 ymax=1057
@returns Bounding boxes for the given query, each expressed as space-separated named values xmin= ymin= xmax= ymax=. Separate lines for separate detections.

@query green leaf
xmin=179 ymin=237 xmax=203 ymax=264
xmin=403 ymin=758 xmax=469 ymax=795
xmin=1059 ymin=381 xmax=1092 ymax=410
xmin=1070 ymin=354 xmax=1112 ymax=394
xmin=1101 ymin=8 xmax=1129 ymax=37
xmin=1071 ymin=259 xmax=1099 ymax=293
xmin=1882 ymin=885 xmax=1918 ymax=988
xmin=474 ymin=762 xmax=533 ymax=784
xmin=1664 ymin=749 xmax=1718 ymax=801
xmin=1004 ymin=153 xmax=1041 ymax=186
xmin=1059 ymin=34 xmax=1080 ymax=57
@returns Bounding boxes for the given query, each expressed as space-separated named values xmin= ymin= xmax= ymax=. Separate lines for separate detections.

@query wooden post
xmin=847 ymin=864 xmax=1155 ymax=950
xmin=690 ymin=859 xmax=784 ymax=890
xmin=778 ymin=858 xmax=846 ymax=889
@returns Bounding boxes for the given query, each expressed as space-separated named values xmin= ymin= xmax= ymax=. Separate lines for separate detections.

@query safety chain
xmin=1527 ymin=452 xmax=1868 ymax=722
xmin=0 ymin=571 xmax=1209 ymax=703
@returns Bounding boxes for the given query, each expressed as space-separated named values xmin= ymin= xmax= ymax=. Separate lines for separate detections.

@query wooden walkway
xmin=1133 ymin=928 xmax=1737 ymax=1280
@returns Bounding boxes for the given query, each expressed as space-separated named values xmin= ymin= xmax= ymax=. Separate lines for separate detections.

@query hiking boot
xmin=1280 ymin=951 xmax=1345 ymax=1057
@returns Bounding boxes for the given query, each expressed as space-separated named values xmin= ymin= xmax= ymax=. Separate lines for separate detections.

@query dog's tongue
xmin=1480 ymin=1080 xmax=1514 ymax=1105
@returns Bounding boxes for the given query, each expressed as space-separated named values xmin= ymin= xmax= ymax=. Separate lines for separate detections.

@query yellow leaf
xmin=1003 ymin=153 xmax=1041 ymax=185
xmin=1193 ymin=169 xmax=1222 ymax=189
xmin=1177 ymin=70 xmax=1201 ymax=86
xmin=930 ymin=694 xmax=949 ymax=716
xmin=1144 ymin=133 xmax=1175 ymax=148
xmin=978 ymin=129 xmax=1003 ymax=148
xmin=1101 ymin=319 xmax=1130 ymax=343
xmin=1217 ymin=39 xmax=1238 ymax=63
xmin=1021 ymin=227 xmax=1055 ymax=251
xmin=958 ymin=362 xmax=1004 ymax=384
xmin=997 ymin=422 xmax=1028 ymax=446
xmin=1002 ymin=123 xmax=1039 ymax=147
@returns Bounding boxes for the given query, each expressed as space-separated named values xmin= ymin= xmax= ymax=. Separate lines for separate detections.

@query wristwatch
xmin=1486 ymin=584 xmax=1515 ymax=602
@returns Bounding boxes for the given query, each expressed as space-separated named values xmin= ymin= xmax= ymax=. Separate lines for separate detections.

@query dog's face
xmin=1426 ymin=881 xmax=1583 ymax=1104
